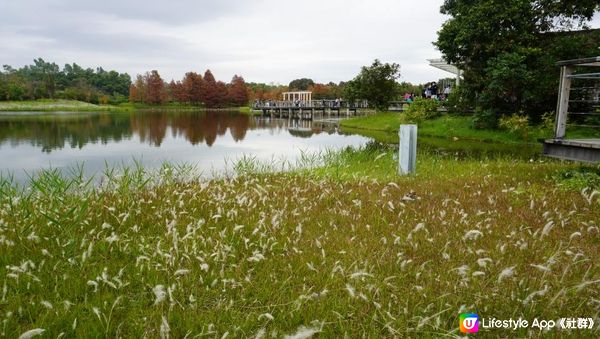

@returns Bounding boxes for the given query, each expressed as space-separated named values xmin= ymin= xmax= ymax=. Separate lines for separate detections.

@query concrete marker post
xmin=398 ymin=124 xmax=417 ymax=175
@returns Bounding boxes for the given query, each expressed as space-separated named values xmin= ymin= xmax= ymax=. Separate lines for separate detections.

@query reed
xmin=0 ymin=146 xmax=598 ymax=337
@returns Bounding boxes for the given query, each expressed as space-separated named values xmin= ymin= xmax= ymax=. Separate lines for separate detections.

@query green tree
xmin=435 ymin=0 xmax=600 ymax=125
xmin=288 ymin=78 xmax=315 ymax=91
xmin=397 ymin=81 xmax=423 ymax=97
xmin=344 ymin=59 xmax=401 ymax=111
xmin=1 ymin=66 xmax=29 ymax=100
xmin=1 ymin=60 xmax=131 ymax=103
xmin=22 ymin=58 xmax=59 ymax=99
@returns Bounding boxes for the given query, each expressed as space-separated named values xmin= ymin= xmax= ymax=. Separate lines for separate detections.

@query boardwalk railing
xmin=253 ymin=100 xmax=370 ymax=110
xmin=542 ymin=56 xmax=600 ymax=163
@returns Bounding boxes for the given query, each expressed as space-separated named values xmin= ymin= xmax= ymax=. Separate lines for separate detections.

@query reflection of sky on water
xmin=0 ymin=111 xmax=370 ymax=183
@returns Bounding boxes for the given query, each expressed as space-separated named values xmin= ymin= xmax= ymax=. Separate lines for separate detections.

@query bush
xmin=444 ymin=85 xmax=474 ymax=115
xmin=541 ymin=111 xmax=556 ymax=132
xmin=109 ymin=93 xmax=128 ymax=105
xmin=472 ymin=108 xmax=499 ymax=129
xmin=585 ymin=109 xmax=600 ymax=127
xmin=554 ymin=167 xmax=600 ymax=190
xmin=499 ymin=114 xmax=531 ymax=140
xmin=403 ymin=97 xmax=440 ymax=123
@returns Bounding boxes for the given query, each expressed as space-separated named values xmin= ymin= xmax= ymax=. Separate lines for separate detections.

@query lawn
xmin=1 ymin=147 xmax=599 ymax=337
xmin=340 ymin=113 xmax=598 ymax=144
xmin=0 ymin=100 xmax=129 ymax=112
xmin=0 ymin=100 xmax=252 ymax=113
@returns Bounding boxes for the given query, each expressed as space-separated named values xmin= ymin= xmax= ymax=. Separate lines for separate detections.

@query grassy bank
xmin=340 ymin=113 xmax=596 ymax=144
xmin=119 ymin=103 xmax=250 ymax=112
xmin=238 ymin=106 xmax=261 ymax=115
xmin=0 ymin=100 xmax=130 ymax=112
xmin=0 ymin=100 xmax=252 ymax=113
xmin=1 ymin=147 xmax=599 ymax=337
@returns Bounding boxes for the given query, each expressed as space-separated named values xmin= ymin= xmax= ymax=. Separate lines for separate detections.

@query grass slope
xmin=341 ymin=113 xmax=599 ymax=144
xmin=0 ymin=100 xmax=129 ymax=112
xmin=0 ymin=100 xmax=252 ymax=113
xmin=1 ymin=148 xmax=599 ymax=337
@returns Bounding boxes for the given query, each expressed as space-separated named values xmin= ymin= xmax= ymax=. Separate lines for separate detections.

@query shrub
xmin=541 ymin=111 xmax=556 ymax=132
xmin=553 ymin=167 xmax=600 ymax=190
xmin=472 ymin=108 xmax=499 ymax=129
xmin=403 ymin=97 xmax=440 ymax=123
xmin=444 ymin=85 xmax=474 ymax=115
xmin=585 ymin=109 xmax=600 ymax=127
xmin=499 ymin=114 xmax=531 ymax=140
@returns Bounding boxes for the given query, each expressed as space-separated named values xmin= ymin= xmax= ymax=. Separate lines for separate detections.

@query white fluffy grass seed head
xmin=18 ymin=329 xmax=45 ymax=339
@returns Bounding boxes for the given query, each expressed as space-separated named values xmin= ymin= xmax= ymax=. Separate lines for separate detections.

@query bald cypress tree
xmin=201 ymin=70 xmax=219 ymax=108
xmin=146 ymin=70 xmax=166 ymax=104
xmin=228 ymin=75 xmax=249 ymax=106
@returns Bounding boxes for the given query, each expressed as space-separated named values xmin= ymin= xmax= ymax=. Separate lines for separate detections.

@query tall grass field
xmin=0 ymin=146 xmax=599 ymax=337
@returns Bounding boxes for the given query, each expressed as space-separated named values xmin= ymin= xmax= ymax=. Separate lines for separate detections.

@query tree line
xmin=0 ymin=58 xmax=131 ymax=104
xmin=1 ymin=58 xmax=429 ymax=109
xmin=246 ymin=80 xmax=347 ymax=102
xmin=129 ymin=70 xmax=249 ymax=107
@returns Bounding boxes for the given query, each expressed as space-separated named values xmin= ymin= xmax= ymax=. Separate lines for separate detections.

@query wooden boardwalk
xmin=542 ymin=139 xmax=600 ymax=163
xmin=252 ymin=100 xmax=373 ymax=120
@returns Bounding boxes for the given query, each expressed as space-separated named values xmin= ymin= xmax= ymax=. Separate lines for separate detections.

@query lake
xmin=0 ymin=110 xmax=372 ymax=183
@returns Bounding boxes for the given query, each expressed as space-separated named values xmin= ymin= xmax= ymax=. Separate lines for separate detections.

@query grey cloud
xmin=2 ymin=0 xmax=598 ymax=84
xmin=1 ymin=0 xmax=248 ymax=25
xmin=18 ymin=26 xmax=184 ymax=58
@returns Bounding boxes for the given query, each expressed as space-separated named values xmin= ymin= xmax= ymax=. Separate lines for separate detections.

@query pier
xmin=542 ymin=56 xmax=600 ymax=163
xmin=252 ymin=99 xmax=373 ymax=120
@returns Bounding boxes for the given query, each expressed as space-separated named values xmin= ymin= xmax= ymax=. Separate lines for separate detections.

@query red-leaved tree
xmin=227 ymin=75 xmax=249 ymax=106
xmin=146 ymin=70 xmax=167 ymax=104
xmin=201 ymin=70 xmax=219 ymax=108
xmin=182 ymin=72 xmax=203 ymax=104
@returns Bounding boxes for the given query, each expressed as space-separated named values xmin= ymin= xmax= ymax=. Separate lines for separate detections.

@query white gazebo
xmin=282 ymin=91 xmax=312 ymax=102
xmin=427 ymin=58 xmax=462 ymax=85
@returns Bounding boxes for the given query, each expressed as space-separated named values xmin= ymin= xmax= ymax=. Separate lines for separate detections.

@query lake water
xmin=0 ymin=110 xmax=371 ymax=183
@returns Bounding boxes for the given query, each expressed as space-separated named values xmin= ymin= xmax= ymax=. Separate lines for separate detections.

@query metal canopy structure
xmin=556 ymin=56 xmax=600 ymax=67
xmin=427 ymin=58 xmax=462 ymax=85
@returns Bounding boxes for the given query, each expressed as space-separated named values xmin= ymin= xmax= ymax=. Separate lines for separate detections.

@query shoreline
xmin=0 ymin=99 xmax=251 ymax=113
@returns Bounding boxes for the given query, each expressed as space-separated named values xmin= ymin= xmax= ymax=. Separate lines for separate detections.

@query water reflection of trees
xmin=164 ymin=111 xmax=250 ymax=146
xmin=0 ymin=113 xmax=133 ymax=153
xmin=0 ymin=111 xmax=347 ymax=152
xmin=0 ymin=111 xmax=253 ymax=152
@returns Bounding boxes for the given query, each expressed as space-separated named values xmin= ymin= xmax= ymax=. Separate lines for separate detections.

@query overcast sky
xmin=1 ymin=0 xmax=599 ymax=85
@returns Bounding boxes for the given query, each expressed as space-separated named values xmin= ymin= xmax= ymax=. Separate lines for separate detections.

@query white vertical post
xmin=555 ymin=66 xmax=572 ymax=139
xmin=398 ymin=125 xmax=417 ymax=175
